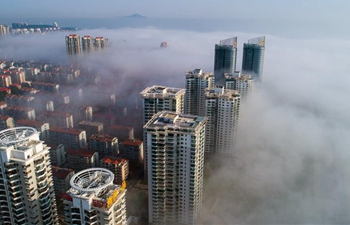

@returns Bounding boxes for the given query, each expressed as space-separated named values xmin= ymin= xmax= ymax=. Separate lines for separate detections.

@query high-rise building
xmin=214 ymin=37 xmax=238 ymax=85
xmin=63 ymin=168 xmax=127 ymax=225
xmin=0 ymin=127 xmax=59 ymax=224
xmin=241 ymin=36 xmax=266 ymax=81
xmin=205 ymin=87 xmax=240 ymax=157
xmin=144 ymin=111 xmax=207 ymax=225
xmin=65 ymin=34 xmax=82 ymax=55
xmin=82 ymin=35 xmax=94 ymax=52
xmin=0 ymin=24 xmax=10 ymax=37
xmin=100 ymin=156 xmax=129 ymax=185
xmin=141 ymin=86 xmax=185 ymax=177
xmin=94 ymin=37 xmax=108 ymax=50
xmin=225 ymin=73 xmax=254 ymax=100
xmin=141 ymin=85 xmax=185 ymax=125
xmin=185 ymin=69 xmax=214 ymax=116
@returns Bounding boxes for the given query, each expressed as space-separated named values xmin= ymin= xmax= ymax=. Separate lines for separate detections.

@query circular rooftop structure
xmin=70 ymin=168 xmax=114 ymax=194
xmin=0 ymin=127 xmax=38 ymax=146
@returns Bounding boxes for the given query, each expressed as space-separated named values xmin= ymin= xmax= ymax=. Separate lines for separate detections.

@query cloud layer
xmin=1 ymin=28 xmax=350 ymax=224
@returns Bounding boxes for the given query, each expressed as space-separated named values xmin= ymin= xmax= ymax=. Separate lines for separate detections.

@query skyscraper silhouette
xmin=242 ymin=36 xmax=266 ymax=81
xmin=214 ymin=37 xmax=237 ymax=85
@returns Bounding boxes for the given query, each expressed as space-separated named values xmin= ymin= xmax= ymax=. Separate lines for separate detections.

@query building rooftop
xmin=247 ymin=36 xmax=265 ymax=46
xmin=140 ymin=85 xmax=185 ymax=99
xmin=50 ymin=126 xmax=84 ymax=135
xmin=144 ymin=111 xmax=207 ymax=131
xmin=108 ymin=125 xmax=133 ymax=131
xmin=16 ymin=119 xmax=47 ymax=127
xmin=100 ymin=156 xmax=128 ymax=166
xmin=120 ymin=139 xmax=142 ymax=147
xmin=205 ymin=87 xmax=240 ymax=99
xmin=219 ymin=37 xmax=237 ymax=46
xmin=41 ymin=111 xmax=72 ymax=118
xmin=66 ymin=148 xmax=96 ymax=158
xmin=185 ymin=69 xmax=214 ymax=79
xmin=79 ymin=121 xmax=103 ymax=127
xmin=52 ymin=166 xmax=74 ymax=179
xmin=89 ymin=134 xmax=116 ymax=143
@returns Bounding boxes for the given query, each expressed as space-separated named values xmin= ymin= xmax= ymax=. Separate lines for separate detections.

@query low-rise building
xmin=48 ymin=143 xmax=66 ymax=167
xmin=52 ymin=166 xmax=75 ymax=201
xmin=107 ymin=125 xmax=134 ymax=141
xmin=15 ymin=119 xmax=50 ymax=140
xmin=4 ymin=106 xmax=36 ymax=120
xmin=40 ymin=111 xmax=73 ymax=128
xmin=78 ymin=120 xmax=104 ymax=139
xmin=119 ymin=139 xmax=144 ymax=164
xmin=49 ymin=126 xmax=87 ymax=149
xmin=100 ymin=156 xmax=129 ymax=184
xmin=66 ymin=148 xmax=99 ymax=171
xmin=0 ymin=115 xmax=14 ymax=129
xmin=89 ymin=134 xmax=118 ymax=157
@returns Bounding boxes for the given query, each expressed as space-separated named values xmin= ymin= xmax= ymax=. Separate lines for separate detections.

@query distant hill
xmin=116 ymin=14 xmax=147 ymax=19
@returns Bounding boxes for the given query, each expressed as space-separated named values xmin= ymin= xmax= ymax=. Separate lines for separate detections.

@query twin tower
xmin=214 ymin=36 xmax=265 ymax=84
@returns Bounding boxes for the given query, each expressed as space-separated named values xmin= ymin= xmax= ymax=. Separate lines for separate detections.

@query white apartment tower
xmin=141 ymin=85 xmax=185 ymax=125
xmin=63 ymin=168 xmax=127 ymax=225
xmin=144 ymin=111 xmax=207 ymax=225
xmin=0 ymin=127 xmax=59 ymax=225
xmin=141 ymin=86 xmax=185 ymax=177
xmin=185 ymin=69 xmax=214 ymax=116
xmin=205 ymin=87 xmax=240 ymax=157
xmin=225 ymin=72 xmax=254 ymax=99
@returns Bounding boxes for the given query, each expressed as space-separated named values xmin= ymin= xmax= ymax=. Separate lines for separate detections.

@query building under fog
xmin=205 ymin=87 xmax=240 ymax=157
xmin=225 ymin=72 xmax=254 ymax=100
xmin=214 ymin=37 xmax=238 ymax=85
xmin=65 ymin=34 xmax=82 ymax=55
xmin=0 ymin=127 xmax=59 ymax=224
xmin=185 ymin=69 xmax=214 ymax=116
xmin=144 ymin=111 xmax=207 ymax=225
xmin=81 ymin=35 xmax=94 ymax=52
xmin=241 ymin=36 xmax=266 ymax=81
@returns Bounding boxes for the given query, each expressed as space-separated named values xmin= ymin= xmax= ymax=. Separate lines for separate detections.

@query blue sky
xmin=0 ymin=0 xmax=348 ymax=22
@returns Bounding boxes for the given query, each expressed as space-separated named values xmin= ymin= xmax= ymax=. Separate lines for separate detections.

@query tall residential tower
xmin=214 ymin=37 xmax=237 ymax=85
xmin=241 ymin=36 xmax=265 ymax=81
xmin=144 ymin=111 xmax=207 ymax=225
xmin=205 ymin=87 xmax=240 ymax=157
xmin=63 ymin=168 xmax=127 ymax=225
xmin=82 ymin=35 xmax=94 ymax=52
xmin=65 ymin=34 xmax=82 ymax=55
xmin=185 ymin=69 xmax=214 ymax=116
xmin=0 ymin=127 xmax=59 ymax=225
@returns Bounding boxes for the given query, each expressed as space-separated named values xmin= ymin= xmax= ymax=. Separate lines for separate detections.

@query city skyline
xmin=0 ymin=1 xmax=349 ymax=224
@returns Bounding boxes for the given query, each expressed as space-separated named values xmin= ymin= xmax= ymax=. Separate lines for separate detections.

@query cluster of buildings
xmin=0 ymin=35 xmax=265 ymax=225
xmin=0 ymin=22 xmax=77 ymax=35
xmin=65 ymin=34 xmax=108 ymax=55
xmin=0 ymin=59 xmax=145 ymax=224
xmin=141 ymin=36 xmax=265 ymax=225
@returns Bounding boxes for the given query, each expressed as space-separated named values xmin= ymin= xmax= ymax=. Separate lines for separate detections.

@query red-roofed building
xmin=4 ymin=105 xmax=35 ymax=120
xmin=49 ymin=126 xmax=87 ymax=149
xmin=89 ymin=134 xmax=118 ymax=157
xmin=40 ymin=110 xmax=73 ymax=128
xmin=0 ymin=74 xmax=11 ymax=87
xmin=66 ymin=148 xmax=99 ymax=171
xmin=48 ymin=144 xmax=66 ymax=167
xmin=0 ymin=115 xmax=14 ymax=129
xmin=99 ymin=156 xmax=128 ymax=184
xmin=16 ymin=119 xmax=49 ymax=140
xmin=52 ymin=166 xmax=75 ymax=200
xmin=119 ymin=139 xmax=144 ymax=164
xmin=107 ymin=125 xmax=134 ymax=141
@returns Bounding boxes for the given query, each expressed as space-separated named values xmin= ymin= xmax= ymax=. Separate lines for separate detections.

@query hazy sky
xmin=0 ymin=0 xmax=348 ymax=21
